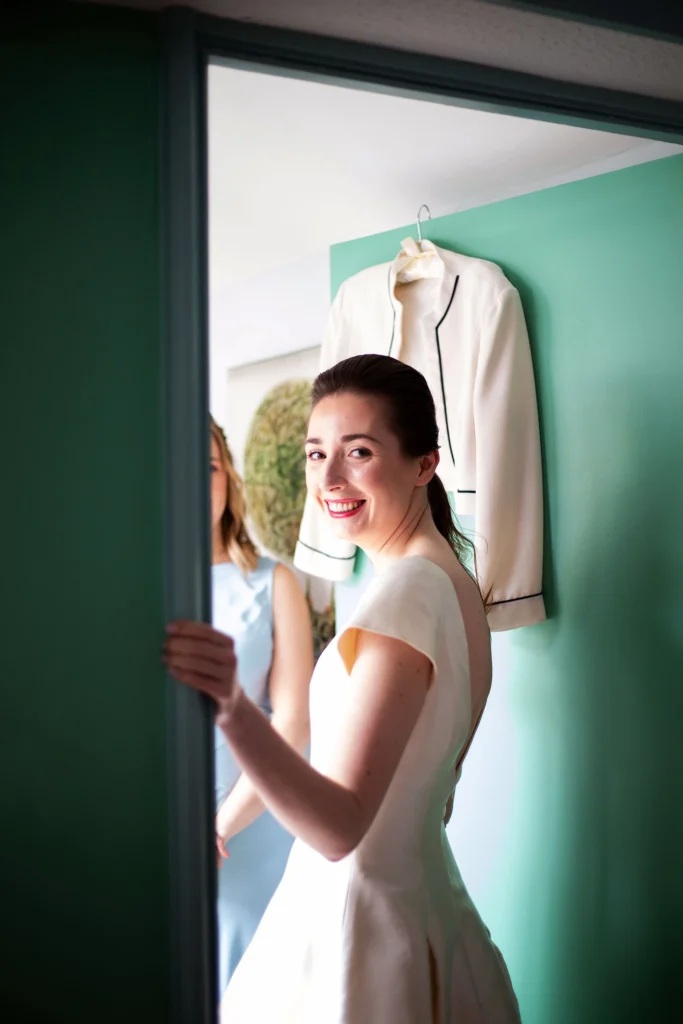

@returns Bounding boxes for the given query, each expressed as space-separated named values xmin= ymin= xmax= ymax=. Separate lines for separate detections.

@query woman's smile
xmin=325 ymin=499 xmax=366 ymax=518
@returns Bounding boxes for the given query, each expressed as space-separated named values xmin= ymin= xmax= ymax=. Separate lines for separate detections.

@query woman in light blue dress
xmin=209 ymin=417 xmax=313 ymax=997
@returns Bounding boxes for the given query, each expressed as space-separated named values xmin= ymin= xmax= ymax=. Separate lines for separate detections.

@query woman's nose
xmin=321 ymin=456 xmax=346 ymax=492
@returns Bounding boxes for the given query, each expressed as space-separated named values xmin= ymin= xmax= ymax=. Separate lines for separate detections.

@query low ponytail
xmin=427 ymin=475 xmax=489 ymax=607
xmin=427 ymin=475 xmax=472 ymax=568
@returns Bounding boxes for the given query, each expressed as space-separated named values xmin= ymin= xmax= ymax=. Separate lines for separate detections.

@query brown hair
xmin=311 ymin=354 xmax=483 ymax=591
xmin=210 ymin=416 xmax=259 ymax=574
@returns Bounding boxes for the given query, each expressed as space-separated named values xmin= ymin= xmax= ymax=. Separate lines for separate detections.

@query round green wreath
xmin=243 ymin=378 xmax=311 ymax=564
xmin=243 ymin=378 xmax=335 ymax=661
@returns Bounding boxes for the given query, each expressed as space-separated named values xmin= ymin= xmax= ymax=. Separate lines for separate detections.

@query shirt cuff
xmin=487 ymin=592 xmax=546 ymax=632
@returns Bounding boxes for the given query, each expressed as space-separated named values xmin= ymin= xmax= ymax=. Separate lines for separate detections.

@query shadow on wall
xmin=511 ymin=383 xmax=683 ymax=1024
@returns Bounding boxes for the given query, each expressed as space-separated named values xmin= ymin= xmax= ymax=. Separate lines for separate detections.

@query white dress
xmin=221 ymin=556 xmax=521 ymax=1023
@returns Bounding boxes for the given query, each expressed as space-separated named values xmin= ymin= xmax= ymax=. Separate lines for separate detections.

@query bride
xmin=165 ymin=354 xmax=521 ymax=1023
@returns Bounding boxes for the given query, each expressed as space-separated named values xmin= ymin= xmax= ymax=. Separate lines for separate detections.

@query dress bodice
xmin=222 ymin=556 xmax=521 ymax=1022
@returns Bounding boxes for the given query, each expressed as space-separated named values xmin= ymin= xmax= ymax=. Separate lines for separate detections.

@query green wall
xmin=331 ymin=154 xmax=683 ymax=1024
xmin=0 ymin=7 xmax=170 ymax=1021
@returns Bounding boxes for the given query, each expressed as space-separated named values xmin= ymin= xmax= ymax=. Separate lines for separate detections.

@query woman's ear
xmin=416 ymin=448 xmax=440 ymax=487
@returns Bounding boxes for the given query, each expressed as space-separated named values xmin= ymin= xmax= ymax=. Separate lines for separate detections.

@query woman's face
xmin=210 ymin=435 xmax=228 ymax=532
xmin=305 ymin=392 xmax=434 ymax=553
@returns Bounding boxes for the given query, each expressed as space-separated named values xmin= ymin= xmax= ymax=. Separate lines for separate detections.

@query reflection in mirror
xmin=190 ymin=58 xmax=683 ymax=1022
xmin=209 ymin=416 xmax=314 ymax=993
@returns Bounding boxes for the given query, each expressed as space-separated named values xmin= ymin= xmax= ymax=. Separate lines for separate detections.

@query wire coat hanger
xmin=416 ymin=204 xmax=432 ymax=243
xmin=396 ymin=205 xmax=440 ymax=285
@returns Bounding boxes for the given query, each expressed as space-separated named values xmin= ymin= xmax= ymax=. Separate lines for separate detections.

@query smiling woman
xmin=165 ymin=355 xmax=516 ymax=1023
xmin=306 ymin=355 xmax=479 ymax=571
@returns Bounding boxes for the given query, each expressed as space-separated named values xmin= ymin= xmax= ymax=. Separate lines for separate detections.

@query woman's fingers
xmin=164 ymin=628 xmax=236 ymax=684
xmin=164 ymin=635 xmax=232 ymax=666
xmin=164 ymin=637 xmax=234 ymax=673
xmin=167 ymin=621 xmax=234 ymax=649
xmin=166 ymin=665 xmax=223 ymax=698
xmin=165 ymin=652 xmax=230 ymax=681
xmin=163 ymin=621 xmax=238 ymax=704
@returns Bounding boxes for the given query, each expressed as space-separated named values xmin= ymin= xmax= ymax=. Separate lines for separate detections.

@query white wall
xmin=209 ymin=250 xmax=329 ymax=431
xmin=210 ymin=251 xmax=331 ymax=367
xmin=208 ymin=62 xmax=681 ymax=298
xmin=218 ymin=345 xmax=322 ymax=476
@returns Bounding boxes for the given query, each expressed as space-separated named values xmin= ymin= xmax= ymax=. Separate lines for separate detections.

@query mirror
xmin=204 ymin=58 xmax=682 ymax=1018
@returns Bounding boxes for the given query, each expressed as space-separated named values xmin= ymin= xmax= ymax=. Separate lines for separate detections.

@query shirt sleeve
xmin=472 ymin=286 xmax=546 ymax=631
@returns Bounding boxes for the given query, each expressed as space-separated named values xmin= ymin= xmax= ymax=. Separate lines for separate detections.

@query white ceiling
xmin=87 ymin=0 xmax=683 ymax=100
xmin=208 ymin=63 xmax=681 ymax=289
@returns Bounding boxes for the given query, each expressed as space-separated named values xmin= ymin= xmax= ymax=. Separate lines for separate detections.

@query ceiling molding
xmin=199 ymin=14 xmax=683 ymax=141
xmin=83 ymin=0 xmax=683 ymax=102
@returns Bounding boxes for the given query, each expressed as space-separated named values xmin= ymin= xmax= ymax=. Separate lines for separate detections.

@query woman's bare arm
xmin=166 ymin=623 xmax=430 ymax=861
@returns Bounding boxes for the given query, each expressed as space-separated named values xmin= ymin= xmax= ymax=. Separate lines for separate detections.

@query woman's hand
xmin=164 ymin=620 xmax=241 ymax=719
xmin=215 ymin=807 xmax=232 ymax=866
xmin=215 ymin=822 xmax=230 ymax=867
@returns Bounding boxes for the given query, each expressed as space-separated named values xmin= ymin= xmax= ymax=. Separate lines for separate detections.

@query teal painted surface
xmin=331 ymin=154 xmax=683 ymax=1023
xmin=0 ymin=7 xmax=170 ymax=1022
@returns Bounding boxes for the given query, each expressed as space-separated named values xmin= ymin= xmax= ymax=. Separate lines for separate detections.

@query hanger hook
xmin=416 ymin=204 xmax=432 ymax=243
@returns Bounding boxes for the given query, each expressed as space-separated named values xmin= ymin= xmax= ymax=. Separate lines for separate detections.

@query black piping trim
xmin=457 ymin=489 xmax=476 ymax=494
xmin=435 ymin=275 xmax=459 ymax=467
xmin=491 ymin=592 xmax=543 ymax=606
xmin=297 ymin=539 xmax=356 ymax=562
xmin=387 ymin=264 xmax=396 ymax=357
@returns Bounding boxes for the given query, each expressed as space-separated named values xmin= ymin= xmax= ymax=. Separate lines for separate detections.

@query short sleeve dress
xmin=221 ymin=555 xmax=521 ymax=1023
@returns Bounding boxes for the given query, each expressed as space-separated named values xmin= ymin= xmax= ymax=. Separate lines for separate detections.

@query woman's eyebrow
xmin=340 ymin=433 xmax=382 ymax=445
xmin=305 ymin=433 xmax=383 ymax=445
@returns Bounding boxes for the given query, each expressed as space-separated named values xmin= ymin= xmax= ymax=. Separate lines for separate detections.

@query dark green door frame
xmin=162 ymin=9 xmax=216 ymax=1024
xmin=161 ymin=7 xmax=683 ymax=1023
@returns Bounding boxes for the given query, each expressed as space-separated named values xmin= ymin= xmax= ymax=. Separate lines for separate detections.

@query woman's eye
xmin=307 ymin=450 xmax=325 ymax=461
xmin=349 ymin=447 xmax=372 ymax=458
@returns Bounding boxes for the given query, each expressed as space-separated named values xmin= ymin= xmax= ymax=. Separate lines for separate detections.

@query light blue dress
xmin=212 ymin=556 xmax=295 ymax=997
